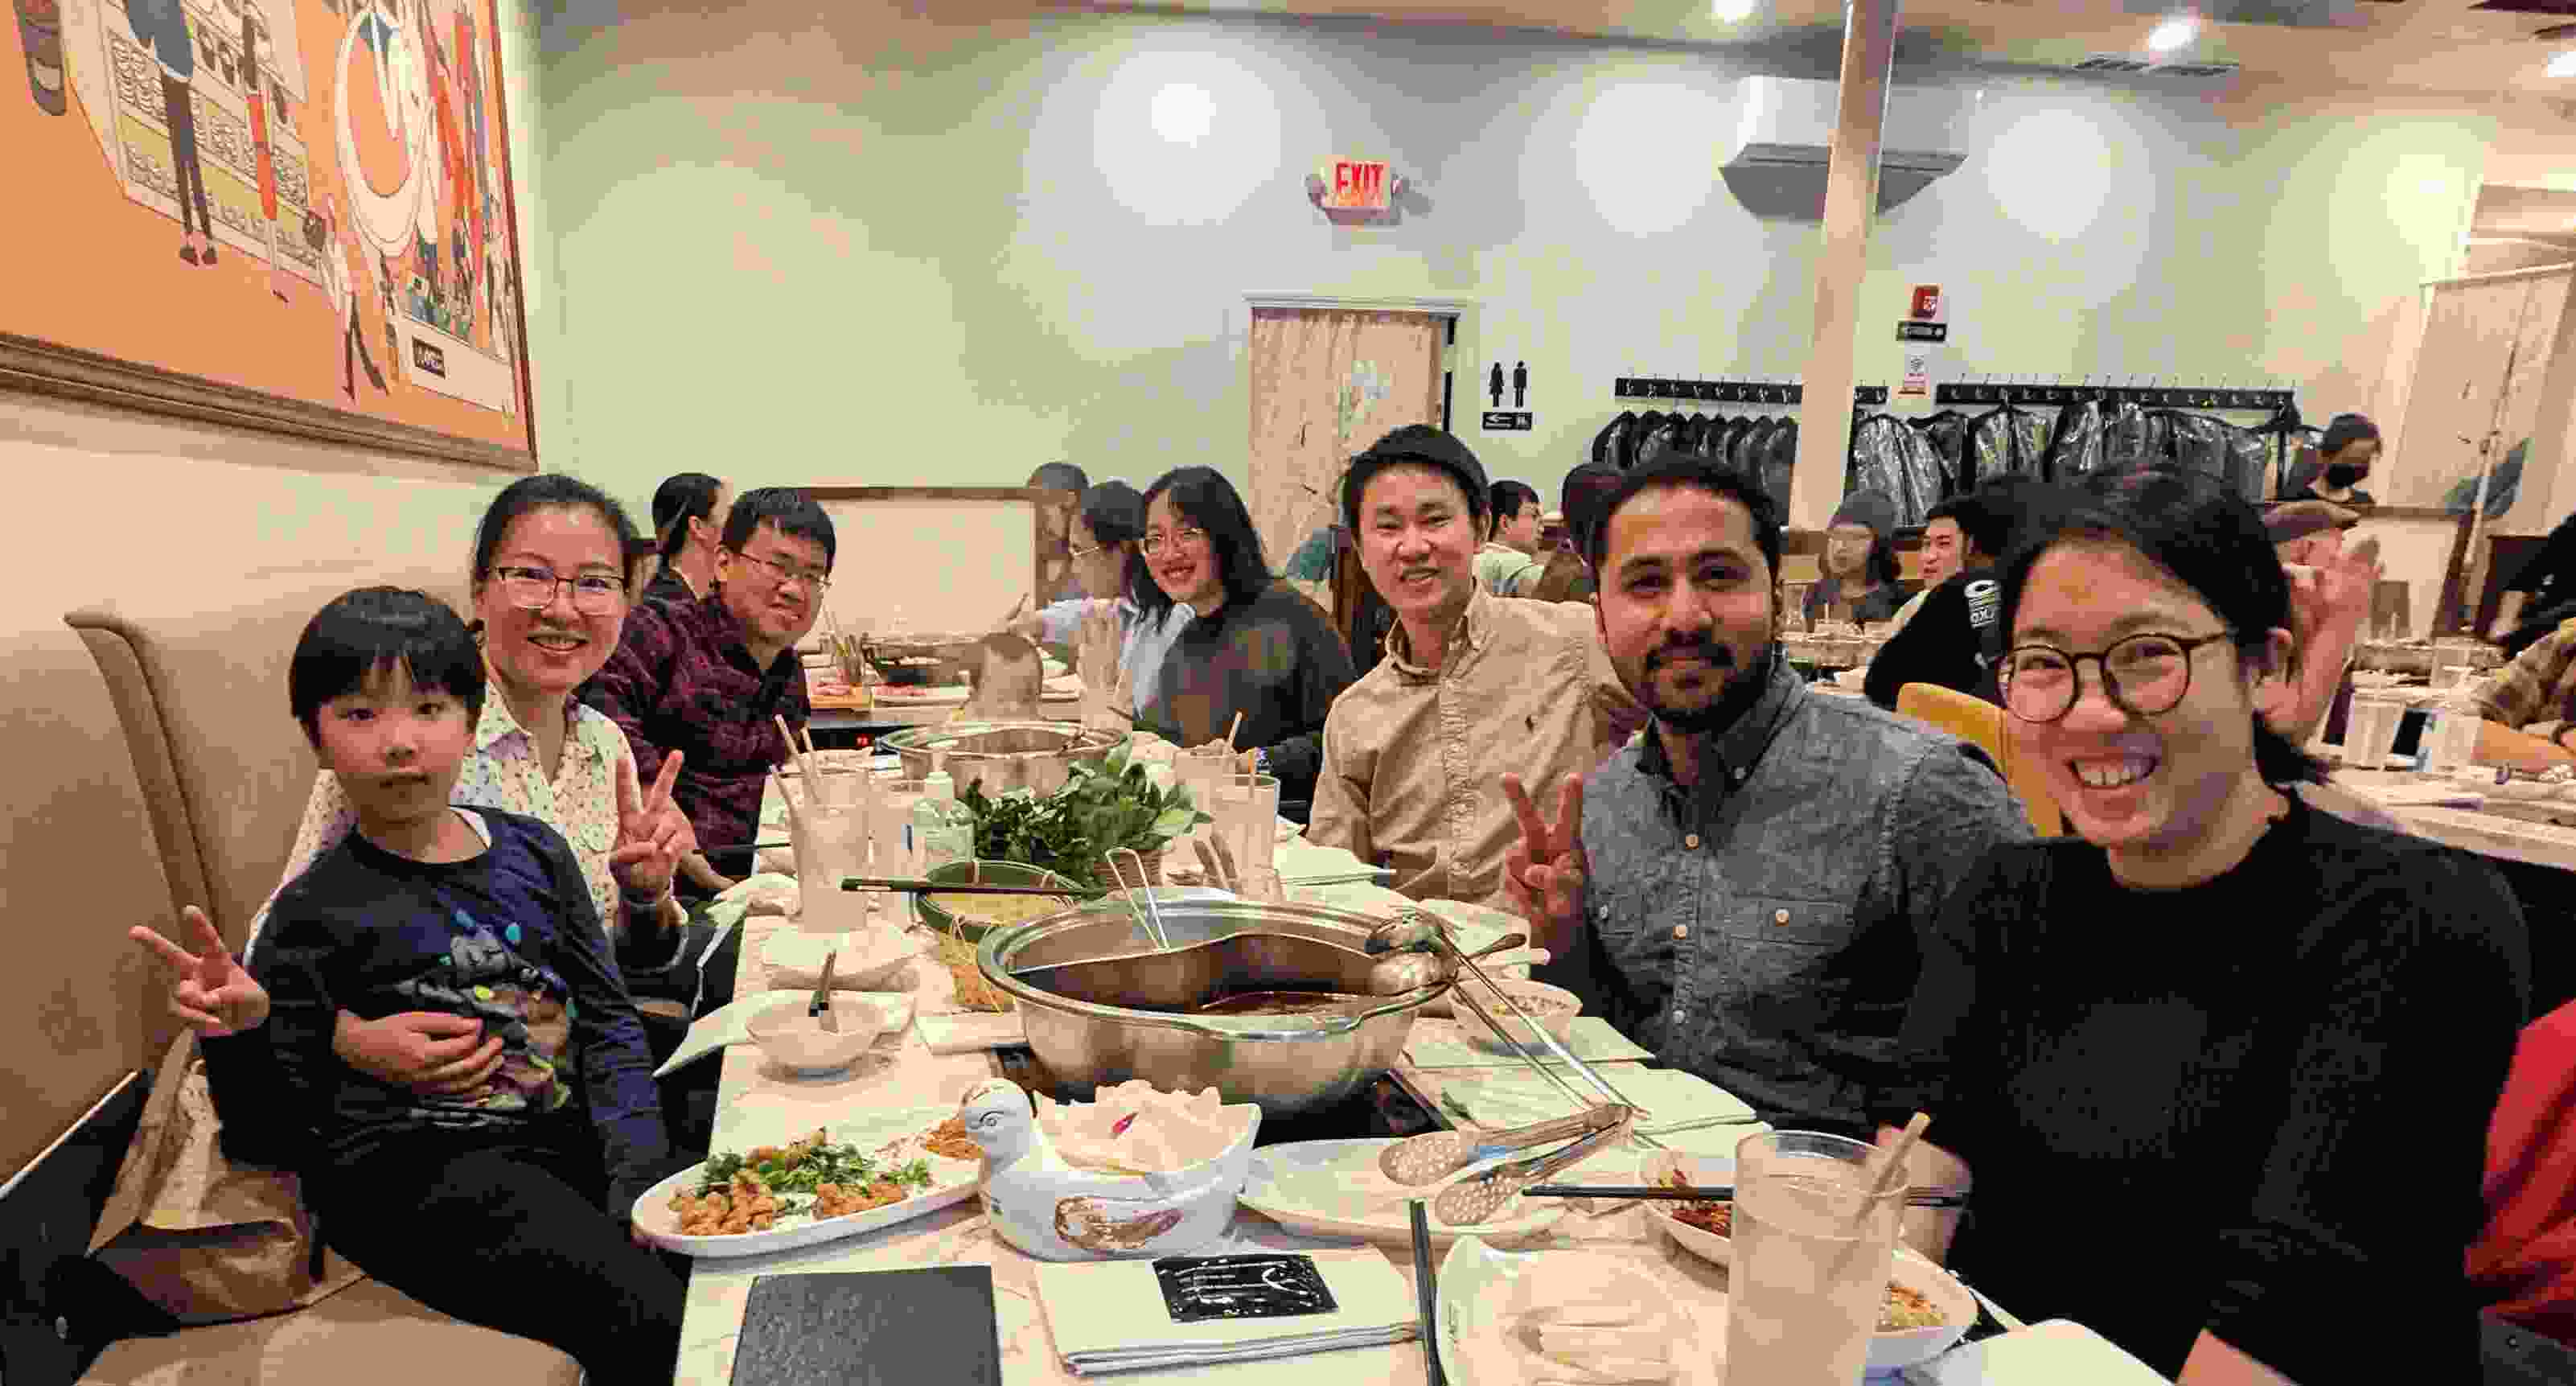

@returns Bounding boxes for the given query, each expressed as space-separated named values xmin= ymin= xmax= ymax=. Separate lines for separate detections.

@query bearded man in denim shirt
xmin=1505 ymin=458 xmax=2032 ymax=1136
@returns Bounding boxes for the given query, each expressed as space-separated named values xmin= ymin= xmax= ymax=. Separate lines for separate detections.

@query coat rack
xmin=1614 ymin=378 xmax=1889 ymax=406
xmin=1932 ymin=380 xmax=2295 ymax=411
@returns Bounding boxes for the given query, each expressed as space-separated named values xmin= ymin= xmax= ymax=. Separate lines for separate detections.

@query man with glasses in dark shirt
xmin=585 ymin=488 xmax=833 ymax=899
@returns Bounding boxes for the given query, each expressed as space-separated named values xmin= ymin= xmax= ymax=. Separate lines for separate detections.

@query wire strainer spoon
xmin=1431 ymin=1114 xmax=1635 ymax=1226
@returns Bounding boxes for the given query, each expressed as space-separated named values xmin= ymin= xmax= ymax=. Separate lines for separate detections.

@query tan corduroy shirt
xmin=1311 ymin=586 xmax=1649 ymax=913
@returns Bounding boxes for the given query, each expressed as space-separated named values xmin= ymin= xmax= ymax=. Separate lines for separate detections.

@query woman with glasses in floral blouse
xmin=194 ymin=475 xmax=703 ymax=1137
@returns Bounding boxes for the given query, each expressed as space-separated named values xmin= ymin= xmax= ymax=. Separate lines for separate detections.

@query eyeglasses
xmin=1068 ymin=541 xmax=1115 ymax=561
xmin=1999 ymin=631 xmax=2241 ymax=724
xmin=1140 ymin=527 xmax=1209 ymax=558
xmin=733 ymin=550 xmax=830 ymax=593
xmin=494 ymin=566 xmax=626 ymax=615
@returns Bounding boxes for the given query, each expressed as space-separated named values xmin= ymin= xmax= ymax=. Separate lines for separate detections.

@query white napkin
xmin=1442 ymin=1064 xmax=1760 ymax=1135
xmin=1272 ymin=838 xmax=1390 ymax=886
xmin=1404 ymin=1016 xmax=1654 ymax=1070
xmin=1899 ymin=1320 xmax=2169 ymax=1385
xmin=1035 ymin=1246 xmax=1418 ymax=1376
xmin=915 ymin=1011 xmax=1026 ymax=1054
xmin=650 ymin=989 xmax=915 ymax=1079
xmin=715 ymin=872 xmax=799 ymax=917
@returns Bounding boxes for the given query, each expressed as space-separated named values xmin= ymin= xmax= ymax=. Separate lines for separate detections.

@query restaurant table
xmin=677 ymin=891 xmax=2067 ymax=1384
xmin=2329 ymin=767 xmax=2574 ymax=1013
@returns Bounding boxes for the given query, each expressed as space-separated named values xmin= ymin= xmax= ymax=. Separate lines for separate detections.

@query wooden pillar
xmin=1789 ymin=0 xmax=1901 ymax=533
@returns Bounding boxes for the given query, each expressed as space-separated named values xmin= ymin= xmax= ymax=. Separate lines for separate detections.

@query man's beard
xmin=1637 ymin=635 xmax=1777 ymax=735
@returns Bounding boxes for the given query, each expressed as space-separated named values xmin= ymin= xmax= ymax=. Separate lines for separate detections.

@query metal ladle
xmin=1365 ymin=911 xmax=1641 ymax=1115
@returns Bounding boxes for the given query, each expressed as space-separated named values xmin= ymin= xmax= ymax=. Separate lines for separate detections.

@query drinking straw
xmin=1224 ymin=711 xmax=1244 ymax=754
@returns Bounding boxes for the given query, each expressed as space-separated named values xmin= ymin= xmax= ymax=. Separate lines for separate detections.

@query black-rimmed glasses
xmin=493 ymin=566 xmax=627 ymax=615
xmin=733 ymin=551 xmax=831 ymax=593
xmin=1999 ymin=631 xmax=2241 ymax=724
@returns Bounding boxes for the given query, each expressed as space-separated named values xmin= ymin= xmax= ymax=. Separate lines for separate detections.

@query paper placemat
xmin=1441 ymin=1064 xmax=1760 ymax=1134
xmin=1403 ymin=1016 xmax=1654 ymax=1069
xmin=915 ymin=1011 xmax=1028 ymax=1054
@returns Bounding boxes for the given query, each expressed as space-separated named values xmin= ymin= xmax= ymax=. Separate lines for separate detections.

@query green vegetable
xmin=957 ymin=740 xmax=1211 ymax=889
xmin=689 ymin=1132 xmax=936 ymax=1202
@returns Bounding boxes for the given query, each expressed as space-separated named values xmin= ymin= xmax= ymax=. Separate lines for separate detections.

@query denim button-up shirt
xmin=1571 ymin=659 xmax=2032 ymax=1133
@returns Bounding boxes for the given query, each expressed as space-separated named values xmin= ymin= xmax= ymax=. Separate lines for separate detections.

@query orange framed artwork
xmin=1 ymin=0 xmax=536 ymax=468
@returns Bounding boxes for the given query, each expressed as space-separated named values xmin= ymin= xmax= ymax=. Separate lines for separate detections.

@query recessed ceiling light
xmin=2550 ymin=49 xmax=2576 ymax=79
xmin=1713 ymin=0 xmax=1755 ymax=22
xmin=2147 ymin=15 xmax=2198 ymax=52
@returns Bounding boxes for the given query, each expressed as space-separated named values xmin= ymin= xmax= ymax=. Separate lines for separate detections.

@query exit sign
xmin=1323 ymin=159 xmax=1391 ymax=212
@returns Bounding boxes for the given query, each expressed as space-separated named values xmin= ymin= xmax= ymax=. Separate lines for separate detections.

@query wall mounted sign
xmin=1481 ymin=411 xmax=1533 ymax=432
xmin=1909 ymin=285 xmax=1944 ymax=322
xmin=1318 ymin=159 xmax=1391 ymax=212
xmin=1897 ymin=321 xmax=1948 ymax=343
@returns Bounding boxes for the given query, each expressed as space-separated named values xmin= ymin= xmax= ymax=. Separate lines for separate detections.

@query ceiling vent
xmin=2073 ymin=54 xmax=2155 ymax=72
xmin=2119 ymin=0 xmax=2385 ymax=25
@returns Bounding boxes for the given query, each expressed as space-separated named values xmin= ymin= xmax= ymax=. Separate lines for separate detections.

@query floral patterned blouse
xmin=244 ymin=689 xmax=639 ymax=964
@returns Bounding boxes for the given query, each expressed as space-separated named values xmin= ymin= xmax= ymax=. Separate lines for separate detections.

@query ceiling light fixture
xmin=2147 ymin=15 xmax=2198 ymax=53
xmin=1713 ymin=0 xmax=1755 ymax=22
xmin=2549 ymin=49 xmax=2576 ymax=79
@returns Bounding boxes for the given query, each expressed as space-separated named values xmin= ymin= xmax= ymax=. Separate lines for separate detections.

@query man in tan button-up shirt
xmin=1311 ymin=426 xmax=1647 ymax=912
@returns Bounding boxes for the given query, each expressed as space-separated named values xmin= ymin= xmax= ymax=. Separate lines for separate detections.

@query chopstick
xmin=1407 ymin=1199 xmax=1444 ymax=1386
xmin=697 ymin=841 xmax=789 ymax=855
xmin=840 ymin=875 xmax=1101 ymax=898
xmin=1521 ymin=1183 xmax=1968 ymax=1208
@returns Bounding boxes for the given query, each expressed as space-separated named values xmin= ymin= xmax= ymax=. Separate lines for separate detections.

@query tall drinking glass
xmin=795 ymin=802 xmax=870 ymax=937
xmin=871 ymin=776 xmax=931 ymax=886
xmin=2344 ymin=689 xmax=2406 ymax=771
xmin=1725 ymin=1130 xmax=1908 ymax=1386
xmin=1172 ymin=746 xmax=1232 ymax=849
xmin=1208 ymin=773 xmax=1280 ymax=878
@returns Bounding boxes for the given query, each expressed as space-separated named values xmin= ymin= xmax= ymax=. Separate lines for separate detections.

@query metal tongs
xmin=1365 ymin=910 xmax=1641 ymax=1116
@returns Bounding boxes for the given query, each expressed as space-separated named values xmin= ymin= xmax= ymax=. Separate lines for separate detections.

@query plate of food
xmin=1633 ymin=1152 xmax=1976 ymax=1376
xmin=1236 ymin=1139 xmax=1569 ymax=1247
xmin=1436 ymin=1237 xmax=1719 ymax=1386
xmin=631 ymin=1106 xmax=985 ymax=1258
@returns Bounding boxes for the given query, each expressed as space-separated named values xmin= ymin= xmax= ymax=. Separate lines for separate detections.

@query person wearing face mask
xmin=1802 ymin=490 xmax=1907 ymax=628
xmin=1132 ymin=466 xmax=1357 ymax=824
xmin=2282 ymin=413 xmax=2381 ymax=509
xmin=1473 ymin=479 xmax=1547 ymax=596
xmin=1009 ymin=479 xmax=1194 ymax=718
xmin=1499 ymin=456 xmax=2030 ymax=1137
xmin=584 ymin=488 xmax=834 ymax=899
xmin=1309 ymin=429 xmax=1645 ymax=911
xmin=1872 ymin=465 xmax=2526 ymax=1384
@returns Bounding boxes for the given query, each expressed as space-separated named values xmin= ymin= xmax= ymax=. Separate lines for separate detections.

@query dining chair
xmin=1894 ymin=682 xmax=2064 ymax=837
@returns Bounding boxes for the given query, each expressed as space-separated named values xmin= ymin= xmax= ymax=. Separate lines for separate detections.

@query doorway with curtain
xmin=1245 ymin=302 xmax=1455 ymax=671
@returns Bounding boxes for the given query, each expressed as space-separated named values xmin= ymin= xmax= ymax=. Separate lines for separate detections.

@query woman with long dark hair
xmin=1131 ymin=466 xmax=1356 ymax=822
xmin=1879 ymin=464 xmax=2528 ymax=1383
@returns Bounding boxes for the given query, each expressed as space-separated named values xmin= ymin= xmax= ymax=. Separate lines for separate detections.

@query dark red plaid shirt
xmin=581 ymin=591 xmax=808 ymax=892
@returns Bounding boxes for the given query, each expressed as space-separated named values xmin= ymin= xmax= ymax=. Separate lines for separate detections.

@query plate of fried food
xmin=631 ymin=1105 xmax=985 ymax=1258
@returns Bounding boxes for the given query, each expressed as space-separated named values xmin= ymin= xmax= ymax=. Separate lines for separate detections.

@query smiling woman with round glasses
xmin=1876 ymin=465 xmax=2529 ymax=1384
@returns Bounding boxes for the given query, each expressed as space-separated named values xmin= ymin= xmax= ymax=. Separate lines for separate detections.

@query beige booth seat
xmin=59 ymin=560 xmax=579 ymax=1385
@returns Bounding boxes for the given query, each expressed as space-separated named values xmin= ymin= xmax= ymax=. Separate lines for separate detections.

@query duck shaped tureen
xmin=956 ymin=1078 xmax=1261 ymax=1261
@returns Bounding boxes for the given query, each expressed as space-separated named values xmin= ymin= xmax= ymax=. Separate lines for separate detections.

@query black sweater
xmin=203 ymin=809 xmax=672 ymax=1221
xmin=1137 ymin=580 xmax=1356 ymax=820
xmin=1864 ymin=568 xmax=2004 ymax=712
xmin=1882 ymin=795 xmax=2529 ymax=1379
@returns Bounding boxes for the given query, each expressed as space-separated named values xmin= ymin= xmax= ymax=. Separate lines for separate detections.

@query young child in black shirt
xmin=133 ymin=586 xmax=683 ymax=1380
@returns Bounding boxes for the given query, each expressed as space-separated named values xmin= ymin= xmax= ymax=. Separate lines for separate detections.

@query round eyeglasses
xmin=1999 ymin=630 xmax=2241 ymax=724
xmin=494 ymin=566 xmax=627 ymax=615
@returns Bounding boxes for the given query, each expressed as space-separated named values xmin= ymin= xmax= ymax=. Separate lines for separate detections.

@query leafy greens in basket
xmin=956 ymin=740 xmax=1209 ymax=890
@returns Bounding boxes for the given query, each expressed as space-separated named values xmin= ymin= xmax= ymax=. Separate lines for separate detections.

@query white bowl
xmin=1457 ymin=980 xmax=1583 ymax=1048
xmin=1634 ymin=1151 xmax=1976 ymax=1374
xmin=746 ymin=996 xmax=889 ymax=1071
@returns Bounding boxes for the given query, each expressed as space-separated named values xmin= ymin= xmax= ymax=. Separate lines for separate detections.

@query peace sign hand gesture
xmin=1501 ymin=772 xmax=1588 ymax=938
xmin=610 ymin=750 xmax=694 ymax=901
xmin=129 ymin=906 xmax=269 ymax=1037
